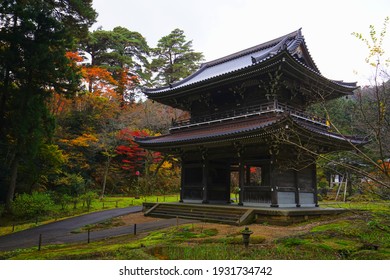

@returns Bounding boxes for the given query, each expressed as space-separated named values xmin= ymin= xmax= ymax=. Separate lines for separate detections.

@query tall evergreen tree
xmin=81 ymin=27 xmax=150 ymax=104
xmin=0 ymin=0 xmax=96 ymax=209
xmin=151 ymin=28 xmax=204 ymax=86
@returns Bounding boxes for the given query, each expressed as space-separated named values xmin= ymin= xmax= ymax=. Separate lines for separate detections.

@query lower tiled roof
xmin=135 ymin=112 xmax=367 ymax=151
xmin=136 ymin=113 xmax=284 ymax=147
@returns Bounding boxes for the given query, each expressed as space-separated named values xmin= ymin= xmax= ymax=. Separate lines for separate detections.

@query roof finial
xmin=251 ymin=56 xmax=256 ymax=64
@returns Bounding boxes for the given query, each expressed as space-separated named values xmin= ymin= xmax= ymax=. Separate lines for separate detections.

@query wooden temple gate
xmin=136 ymin=29 xmax=365 ymax=208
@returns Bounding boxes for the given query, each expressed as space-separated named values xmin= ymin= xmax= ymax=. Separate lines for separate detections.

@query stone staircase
xmin=144 ymin=203 xmax=255 ymax=226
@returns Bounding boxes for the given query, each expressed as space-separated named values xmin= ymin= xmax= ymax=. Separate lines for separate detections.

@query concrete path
xmin=0 ymin=206 xmax=194 ymax=251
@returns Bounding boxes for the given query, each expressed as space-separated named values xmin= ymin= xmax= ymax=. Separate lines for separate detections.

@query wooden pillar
xmin=234 ymin=142 xmax=245 ymax=206
xmin=202 ymin=150 xmax=209 ymax=204
xmin=261 ymin=164 xmax=271 ymax=186
xmin=312 ymin=163 xmax=319 ymax=207
xmin=270 ymin=156 xmax=279 ymax=207
xmin=245 ymin=165 xmax=251 ymax=185
xmin=294 ymin=169 xmax=301 ymax=207
xmin=179 ymin=161 xmax=185 ymax=203
xmin=238 ymin=158 xmax=244 ymax=206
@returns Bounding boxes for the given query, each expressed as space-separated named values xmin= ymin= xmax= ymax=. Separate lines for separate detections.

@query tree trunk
xmin=5 ymin=153 xmax=19 ymax=211
xmin=100 ymin=157 xmax=111 ymax=199
xmin=0 ymin=14 xmax=17 ymax=137
xmin=153 ymin=155 xmax=168 ymax=177
xmin=0 ymin=72 xmax=10 ymax=137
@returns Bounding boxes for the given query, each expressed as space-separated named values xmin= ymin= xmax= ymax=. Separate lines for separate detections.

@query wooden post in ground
xmin=343 ymin=177 xmax=348 ymax=202
xmin=134 ymin=224 xmax=137 ymax=235
xmin=335 ymin=174 xmax=344 ymax=201
xmin=88 ymin=229 xmax=91 ymax=243
xmin=38 ymin=234 xmax=42 ymax=251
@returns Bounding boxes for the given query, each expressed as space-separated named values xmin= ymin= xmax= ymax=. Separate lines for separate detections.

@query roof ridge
xmin=146 ymin=29 xmax=302 ymax=92
xmin=203 ymin=29 xmax=301 ymax=68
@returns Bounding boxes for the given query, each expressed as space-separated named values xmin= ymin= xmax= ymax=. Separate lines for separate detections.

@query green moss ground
xmin=1 ymin=201 xmax=389 ymax=260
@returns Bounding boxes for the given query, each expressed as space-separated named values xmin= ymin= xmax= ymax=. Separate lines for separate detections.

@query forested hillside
xmin=0 ymin=1 xmax=389 ymax=218
xmin=0 ymin=1 xmax=203 ymax=214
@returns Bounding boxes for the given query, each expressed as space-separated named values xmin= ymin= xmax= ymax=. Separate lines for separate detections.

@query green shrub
xmin=12 ymin=192 xmax=54 ymax=219
xmin=52 ymin=193 xmax=72 ymax=210
xmin=81 ymin=191 xmax=98 ymax=211
xmin=54 ymin=173 xmax=85 ymax=196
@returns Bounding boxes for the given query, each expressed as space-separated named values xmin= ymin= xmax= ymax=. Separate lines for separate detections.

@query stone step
xmin=145 ymin=203 xmax=255 ymax=226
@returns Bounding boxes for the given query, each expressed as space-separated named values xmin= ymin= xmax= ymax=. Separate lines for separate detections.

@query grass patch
xmin=211 ymin=235 xmax=266 ymax=245
xmin=280 ymin=210 xmax=390 ymax=260
xmin=310 ymin=220 xmax=351 ymax=233
xmin=1 ymin=201 xmax=389 ymax=260
xmin=280 ymin=237 xmax=310 ymax=247
xmin=0 ymin=194 xmax=179 ymax=237
xmin=73 ymin=217 xmax=125 ymax=233
xmin=320 ymin=201 xmax=390 ymax=212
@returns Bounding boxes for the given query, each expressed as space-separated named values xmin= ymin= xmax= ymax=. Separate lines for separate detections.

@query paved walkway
xmin=0 ymin=206 xmax=194 ymax=251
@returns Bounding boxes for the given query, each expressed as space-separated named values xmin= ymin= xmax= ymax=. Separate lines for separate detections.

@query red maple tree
xmin=115 ymin=128 xmax=161 ymax=176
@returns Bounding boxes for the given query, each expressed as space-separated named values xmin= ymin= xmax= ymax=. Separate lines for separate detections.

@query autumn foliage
xmin=116 ymin=128 xmax=162 ymax=176
xmin=82 ymin=66 xmax=118 ymax=98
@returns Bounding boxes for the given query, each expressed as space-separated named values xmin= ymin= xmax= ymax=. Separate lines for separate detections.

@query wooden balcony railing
xmin=170 ymin=101 xmax=328 ymax=131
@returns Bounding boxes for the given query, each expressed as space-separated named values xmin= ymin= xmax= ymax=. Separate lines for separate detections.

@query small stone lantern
xmin=241 ymin=227 xmax=253 ymax=248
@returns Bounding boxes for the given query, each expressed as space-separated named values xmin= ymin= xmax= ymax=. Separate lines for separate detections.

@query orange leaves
xmin=118 ymin=68 xmax=139 ymax=86
xmin=377 ymin=160 xmax=390 ymax=176
xmin=65 ymin=51 xmax=84 ymax=63
xmin=116 ymin=67 xmax=139 ymax=104
xmin=66 ymin=51 xmax=140 ymax=104
xmin=64 ymin=51 xmax=84 ymax=71
xmin=82 ymin=66 xmax=117 ymax=86
xmin=58 ymin=133 xmax=99 ymax=171
xmin=60 ymin=133 xmax=98 ymax=147
xmin=82 ymin=66 xmax=118 ymax=98
xmin=49 ymin=93 xmax=73 ymax=115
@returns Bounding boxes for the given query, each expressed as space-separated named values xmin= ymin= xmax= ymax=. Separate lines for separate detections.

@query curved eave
xmin=143 ymin=30 xmax=304 ymax=97
xmin=144 ymin=51 xmax=357 ymax=107
xmin=143 ymin=29 xmax=358 ymax=101
xmin=135 ymin=114 xmax=366 ymax=152
xmin=292 ymin=119 xmax=368 ymax=150
xmin=135 ymin=114 xmax=286 ymax=150
xmin=143 ymin=52 xmax=285 ymax=104
xmin=142 ymin=51 xmax=281 ymax=98
xmin=284 ymin=30 xmax=321 ymax=74
xmin=281 ymin=52 xmax=358 ymax=97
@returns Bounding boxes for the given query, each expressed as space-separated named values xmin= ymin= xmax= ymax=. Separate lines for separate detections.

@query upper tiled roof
xmin=143 ymin=29 xmax=357 ymax=96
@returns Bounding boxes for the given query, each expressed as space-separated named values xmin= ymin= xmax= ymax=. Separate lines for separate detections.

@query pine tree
xmin=151 ymin=28 xmax=204 ymax=86
xmin=0 ymin=0 xmax=96 ymax=210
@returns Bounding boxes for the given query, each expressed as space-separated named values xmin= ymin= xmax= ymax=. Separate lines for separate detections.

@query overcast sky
xmin=92 ymin=0 xmax=390 ymax=86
